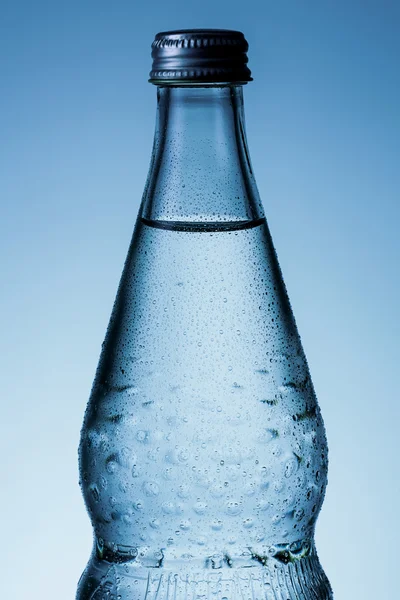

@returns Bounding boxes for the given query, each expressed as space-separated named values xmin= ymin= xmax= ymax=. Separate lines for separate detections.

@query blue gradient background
xmin=1 ymin=1 xmax=399 ymax=597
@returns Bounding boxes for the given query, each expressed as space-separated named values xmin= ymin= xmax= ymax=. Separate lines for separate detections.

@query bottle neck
xmin=140 ymin=86 xmax=263 ymax=225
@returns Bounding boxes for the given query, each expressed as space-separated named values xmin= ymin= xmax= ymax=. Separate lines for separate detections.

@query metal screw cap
xmin=149 ymin=29 xmax=252 ymax=85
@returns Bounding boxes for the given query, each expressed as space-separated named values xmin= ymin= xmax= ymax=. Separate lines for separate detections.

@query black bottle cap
xmin=149 ymin=29 xmax=252 ymax=85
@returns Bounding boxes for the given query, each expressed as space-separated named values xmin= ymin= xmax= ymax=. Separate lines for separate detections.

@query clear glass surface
xmin=77 ymin=86 xmax=332 ymax=599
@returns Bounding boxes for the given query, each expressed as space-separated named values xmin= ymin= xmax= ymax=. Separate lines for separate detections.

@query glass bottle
xmin=77 ymin=29 xmax=333 ymax=600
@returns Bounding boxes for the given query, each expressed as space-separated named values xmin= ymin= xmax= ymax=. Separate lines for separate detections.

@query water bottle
xmin=77 ymin=29 xmax=333 ymax=600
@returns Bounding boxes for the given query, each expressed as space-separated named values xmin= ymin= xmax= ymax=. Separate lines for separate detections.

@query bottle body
xmin=78 ymin=86 xmax=332 ymax=599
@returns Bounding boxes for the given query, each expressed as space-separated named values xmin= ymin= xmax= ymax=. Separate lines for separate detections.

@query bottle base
xmin=77 ymin=554 xmax=332 ymax=600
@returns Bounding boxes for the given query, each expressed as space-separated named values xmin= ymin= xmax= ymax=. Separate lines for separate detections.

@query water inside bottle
xmin=80 ymin=216 xmax=327 ymax=568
